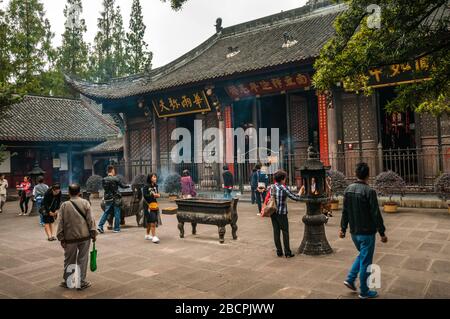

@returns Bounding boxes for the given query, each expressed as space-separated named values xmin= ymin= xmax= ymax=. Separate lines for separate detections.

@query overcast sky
xmin=2 ymin=0 xmax=307 ymax=67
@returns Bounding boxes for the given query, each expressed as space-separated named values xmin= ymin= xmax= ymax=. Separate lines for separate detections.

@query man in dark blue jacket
xmin=340 ymin=162 xmax=387 ymax=299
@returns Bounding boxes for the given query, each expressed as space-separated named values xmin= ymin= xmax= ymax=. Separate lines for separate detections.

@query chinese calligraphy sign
xmin=152 ymin=90 xmax=211 ymax=118
xmin=225 ymin=73 xmax=311 ymax=100
xmin=367 ymin=57 xmax=431 ymax=88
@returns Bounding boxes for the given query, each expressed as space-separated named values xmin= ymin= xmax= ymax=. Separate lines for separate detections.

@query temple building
xmin=66 ymin=1 xmax=449 ymax=190
xmin=0 ymin=95 xmax=123 ymax=188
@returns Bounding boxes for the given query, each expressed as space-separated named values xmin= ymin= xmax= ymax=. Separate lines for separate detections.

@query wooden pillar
xmin=122 ymin=114 xmax=131 ymax=182
xmin=151 ymin=113 xmax=159 ymax=174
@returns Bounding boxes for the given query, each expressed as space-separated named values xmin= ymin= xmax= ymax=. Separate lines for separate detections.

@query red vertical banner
xmin=224 ymin=105 xmax=234 ymax=175
xmin=318 ymin=94 xmax=330 ymax=166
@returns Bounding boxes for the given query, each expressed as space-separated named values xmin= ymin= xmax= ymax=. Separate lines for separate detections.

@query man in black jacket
xmin=222 ymin=165 xmax=234 ymax=199
xmin=97 ymin=166 xmax=128 ymax=233
xmin=339 ymin=162 xmax=388 ymax=299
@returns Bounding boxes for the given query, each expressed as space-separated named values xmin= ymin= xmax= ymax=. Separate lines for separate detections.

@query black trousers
xmin=271 ymin=213 xmax=291 ymax=255
xmin=254 ymin=190 xmax=266 ymax=213
xmin=20 ymin=195 xmax=30 ymax=214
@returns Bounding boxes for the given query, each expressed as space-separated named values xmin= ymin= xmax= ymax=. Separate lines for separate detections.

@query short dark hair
xmin=51 ymin=183 xmax=61 ymax=191
xmin=182 ymin=170 xmax=190 ymax=177
xmin=69 ymin=183 xmax=81 ymax=196
xmin=274 ymin=170 xmax=287 ymax=183
xmin=254 ymin=163 xmax=262 ymax=170
xmin=356 ymin=162 xmax=370 ymax=180
xmin=107 ymin=165 xmax=115 ymax=174
xmin=37 ymin=176 xmax=44 ymax=184
xmin=0 ymin=173 xmax=5 ymax=178
xmin=223 ymin=165 xmax=228 ymax=171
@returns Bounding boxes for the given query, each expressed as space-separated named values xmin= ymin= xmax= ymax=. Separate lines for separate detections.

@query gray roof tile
xmin=0 ymin=95 xmax=118 ymax=142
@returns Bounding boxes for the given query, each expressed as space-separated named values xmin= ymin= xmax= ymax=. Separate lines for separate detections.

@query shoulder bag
xmin=262 ymin=186 xmax=277 ymax=217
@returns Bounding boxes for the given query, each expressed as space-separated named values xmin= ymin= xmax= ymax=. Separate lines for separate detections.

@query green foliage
xmin=161 ymin=0 xmax=189 ymax=11
xmin=313 ymin=0 xmax=450 ymax=115
xmin=163 ymin=173 xmax=181 ymax=195
xmin=434 ymin=173 xmax=450 ymax=201
xmin=112 ymin=6 xmax=127 ymax=78
xmin=6 ymin=0 xmax=55 ymax=94
xmin=86 ymin=175 xmax=103 ymax=192
xmin=90 ymin=0 xmax=118 ymax=82
xmin=53 ymin=0 xmax=89 ymax=97
xmin=126 ymin=0 xmax=153 ymax=74
xmin=0 ymin=0 xmax=11 ymax=84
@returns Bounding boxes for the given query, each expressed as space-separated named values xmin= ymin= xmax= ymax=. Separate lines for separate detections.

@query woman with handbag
xmin=41 ymin=183 xmax=62 ymax=241
xmin=143 ymin=173 xmax=161 ymax=243
xmin=266 ymin=170 xmax=303 ymax=258
xmin=33 ymin=176 xmax=49 ymax=227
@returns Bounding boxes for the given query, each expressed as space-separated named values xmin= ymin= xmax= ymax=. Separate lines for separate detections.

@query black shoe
xmin=344 ymin=281 xmax=357 ymax=291
xmin=277 ymin=252 xmax=283 ymax=257
xmin=59 ymin=281 xmax=68 ymax=288
xmin=285 ymin=253 xmax=295 ymax=258
xmin=77 ymin=281 xmax=91 ymax=291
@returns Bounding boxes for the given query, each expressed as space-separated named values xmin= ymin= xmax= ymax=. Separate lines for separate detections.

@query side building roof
xmin=0 ymin=95 xmax=119 ymax=143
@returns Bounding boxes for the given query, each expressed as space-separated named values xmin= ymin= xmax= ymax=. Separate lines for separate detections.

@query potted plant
xmin=164 ymin=173 xmax=181 ymax=201
xmin=434 ymin=173 xmax=450 ymax=213
xmin=328 ymin=170 xmax=348 ymax=210
xmin=374 ymin=171 xmax=406 ymax=213
xmin=86 ymin=175 xmax=103 ymax=199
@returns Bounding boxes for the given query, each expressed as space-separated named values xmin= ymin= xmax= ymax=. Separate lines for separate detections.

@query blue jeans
xmin=36 ymin=197 xmax=44 ymax=224
xmin=224 ymin=188 xmax=232 ymax=199
xmin=346 ymin=234 xmax=376 ymax=295
xmin=98 ymin=203 xmax=121 ymax=231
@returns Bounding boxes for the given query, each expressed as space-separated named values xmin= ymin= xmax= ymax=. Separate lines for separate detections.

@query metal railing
xmin=117 ymin=147 xmax=446 ymax=191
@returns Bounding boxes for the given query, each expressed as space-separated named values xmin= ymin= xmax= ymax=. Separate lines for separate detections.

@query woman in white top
xmin=0 ymin=174 xmax=8 ymax=213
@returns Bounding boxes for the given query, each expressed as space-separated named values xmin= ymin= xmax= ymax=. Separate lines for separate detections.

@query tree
xmin=112 ymin=5 xmax=127 ymax=78
xmin=6 ymin=0 xmax=54 ymax=94
xmin=0 ymin=0 xmax=11 ymax=84
xmin=126 ymin=0 xmax=153 ymax=74
xmin=313 ymin=0 xmax=450 ymax=115
xmin=161 ymin=0 xmax=189 ymax=11
xmin=59 ymin=0 xmax=89 ymax=79
xmin=91 ymin=0 xmax=116 ymax=82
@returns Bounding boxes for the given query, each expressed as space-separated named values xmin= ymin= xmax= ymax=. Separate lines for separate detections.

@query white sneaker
xmin=145 ymin=235 xmax=153 ymax=240
xmin=152 ymin=236 xmax=160 ymax=244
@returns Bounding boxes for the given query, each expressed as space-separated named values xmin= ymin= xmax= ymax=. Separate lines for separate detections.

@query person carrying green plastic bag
xmin=57 ymin=183 xmax=98 ymax=290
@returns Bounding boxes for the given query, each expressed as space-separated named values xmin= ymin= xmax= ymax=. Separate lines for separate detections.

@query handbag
xmin=90 ymin=242 xmax=97 ymax=272
xmin=256 ymin=173 xmax=266 ymax=193
xmin=149 ymin=202 xmax=159 ymax=211
xmin=262 ymin=186 xmax=277 ymax=217
xmin=69 ymin=201 xmax=97 ymax=272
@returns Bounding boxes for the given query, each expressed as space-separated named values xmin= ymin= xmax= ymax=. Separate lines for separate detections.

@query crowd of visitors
xmin=0 ymin=162 xmax=387 ymax=298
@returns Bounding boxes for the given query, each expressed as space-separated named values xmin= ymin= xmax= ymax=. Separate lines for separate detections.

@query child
xmin=143 ymin=173 xmax=161 ymax=243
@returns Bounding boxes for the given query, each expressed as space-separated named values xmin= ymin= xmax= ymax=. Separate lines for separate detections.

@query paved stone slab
xmin=0 ymin=199 xmax=449 ymax=299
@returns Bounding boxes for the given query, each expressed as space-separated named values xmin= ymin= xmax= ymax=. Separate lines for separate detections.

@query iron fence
xmin=117 ymin=147 xmax=447 ymax=192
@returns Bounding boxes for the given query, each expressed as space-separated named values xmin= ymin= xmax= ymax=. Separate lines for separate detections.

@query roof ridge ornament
xmin=282 ymin=31 xmax=298 ymax=48
xmin=215 ymin=17 xmax=223 ymax=33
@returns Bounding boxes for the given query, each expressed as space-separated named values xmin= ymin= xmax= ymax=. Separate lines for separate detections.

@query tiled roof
xmin=83 ymin=138 xmax=123 ymax=154
xmin=66 ymin=2 xmax=345 ymax=100
xmin=0 ymin=95 xmax=119 ymax=142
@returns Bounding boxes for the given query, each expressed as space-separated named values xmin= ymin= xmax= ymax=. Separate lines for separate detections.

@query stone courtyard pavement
xmin=0 ymin=198 xmax=450 ymax=299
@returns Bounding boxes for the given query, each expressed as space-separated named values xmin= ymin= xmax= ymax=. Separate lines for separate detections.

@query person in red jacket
xmin=16 ymin=176 xmax=32 ymax=216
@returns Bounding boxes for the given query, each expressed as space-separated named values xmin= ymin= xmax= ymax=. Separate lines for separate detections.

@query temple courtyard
xmin=0 ymin=199 xmax=449 ymax=299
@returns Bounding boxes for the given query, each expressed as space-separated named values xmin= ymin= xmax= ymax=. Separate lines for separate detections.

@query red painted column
xmin=318 ymin=94 xmax=330 ymax=166
xmin=224 ymin=105 xmax=234 ymax=175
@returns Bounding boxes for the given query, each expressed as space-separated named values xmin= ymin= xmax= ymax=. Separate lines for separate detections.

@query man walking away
xmin=57 ymin=184 xmax=97 ymax=290
xmin=222 ymin=165 xmax=234 ymax=199
xmin=0 ymin=174 xmax=8 ymax=213
xmin=97 ymin=165 xmax=128 ymax=233
xmin=339 ymin=162 xmax=388 ymax=299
